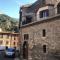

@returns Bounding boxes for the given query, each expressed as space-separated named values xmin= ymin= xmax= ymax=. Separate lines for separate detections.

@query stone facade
xmin=21 ymin=16 xmax=60 ymax=60
xmin=20 ymin=0 xmax=60 ymax=24
xmin=19 ymin=0 xmax=60 ymax=60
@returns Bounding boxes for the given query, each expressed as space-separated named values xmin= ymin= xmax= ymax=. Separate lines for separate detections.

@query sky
xmin=0 ymin=0 xmax=37 ymax=18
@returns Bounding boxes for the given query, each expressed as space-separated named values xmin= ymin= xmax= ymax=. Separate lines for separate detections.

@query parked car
xmin=5 ymin=47 xmax=15 ymax=57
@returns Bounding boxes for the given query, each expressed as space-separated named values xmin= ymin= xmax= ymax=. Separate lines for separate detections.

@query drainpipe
xmin=19 ymin=8 xmax=22 ymax=60
xmin=10 ymin=33 xmax=12 ymax=48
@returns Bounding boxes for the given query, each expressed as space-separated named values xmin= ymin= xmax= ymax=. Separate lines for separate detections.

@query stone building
xmin=19 ymin=0 xmax=60 ymax=60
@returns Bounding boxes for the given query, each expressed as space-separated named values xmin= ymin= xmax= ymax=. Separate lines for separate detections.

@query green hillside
xmin=0 ymin=14 xmax=19 ymax=32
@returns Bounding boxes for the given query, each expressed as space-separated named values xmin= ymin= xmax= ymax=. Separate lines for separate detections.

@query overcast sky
xmin=0 ymin=0 xmax=37 ymax=18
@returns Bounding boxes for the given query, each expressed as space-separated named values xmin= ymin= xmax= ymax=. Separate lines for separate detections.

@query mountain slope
xmin=0 ymin=14 xmax=19 ymax=32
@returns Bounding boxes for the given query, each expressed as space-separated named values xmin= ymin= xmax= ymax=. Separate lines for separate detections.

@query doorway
xmin=23 ymin=41 xmax=28 ymax=59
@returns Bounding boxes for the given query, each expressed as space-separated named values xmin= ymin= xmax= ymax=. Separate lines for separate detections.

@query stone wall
xmin=45 ymin=0 xmax=60 ymax=5
xmin=21 ymin=17 xmax=60 ymax=60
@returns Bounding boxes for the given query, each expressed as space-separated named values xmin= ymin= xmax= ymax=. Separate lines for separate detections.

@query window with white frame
xmin=40 ymin=9 xmax=49 ymax=18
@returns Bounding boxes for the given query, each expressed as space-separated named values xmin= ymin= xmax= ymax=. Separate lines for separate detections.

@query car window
xmin=7 ymin=48 xmax=15 ymax=52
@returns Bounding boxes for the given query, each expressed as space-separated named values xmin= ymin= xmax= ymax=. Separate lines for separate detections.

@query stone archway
xmin=23 ymin=41 xmax=28 ymax=59
xmin=57 ymin=2 xmax=60 ymax=14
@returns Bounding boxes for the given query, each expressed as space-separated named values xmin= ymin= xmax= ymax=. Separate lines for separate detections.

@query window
xmin=42 ymin=0 xmax=45 ymax=4
xmin=24 ymin=34 xmax=29 ymax=40
xmin=0 ymin=34 xmax=3 ymax=38
xmin=22 ymin=16 xmax=32 ymax=25
xmin=7 ymin=35 xmax=9 ymax=39
xmin=22 ymin=19 xmax=27 ymax=25
xmin=26 ymin=16 xmax=32 ymax=23
xmin=14 ymin=37 xmax=16 ymax=40
xmin=43 ymin=45 xmax=46 ymax=53
xmin=14 ymin=42 xmax=15 ymax=45
xmin=40 ymin=9 xmax=49 ymax=18
xmin=0 ymin=41 xmax=3 ymax=45
xmin=42 ymin=29 xmax=46 ymax=37
xmin=6 ymin=41 xmax=9 ymax=45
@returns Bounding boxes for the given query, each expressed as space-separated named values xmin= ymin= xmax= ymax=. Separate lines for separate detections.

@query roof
xmin=26 ymin=0 xmax=46 ymax=13
xmin=21 ymin=4 xmax=32 ymax=8
xmin=20 ymin=0 xmax=46 ymax=13
xmin=21 ymin=0 xmax=54 ymax=13
xmin=0 ymin=32 xmax=19 ymax=35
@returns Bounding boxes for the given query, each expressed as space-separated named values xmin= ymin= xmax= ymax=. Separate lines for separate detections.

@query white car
xmin=5 ymin=48 xmax=15 ymax=57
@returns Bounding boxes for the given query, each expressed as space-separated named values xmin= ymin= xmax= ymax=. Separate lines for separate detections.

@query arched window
xmin=57 ymin=3 xmax=60 ymax=14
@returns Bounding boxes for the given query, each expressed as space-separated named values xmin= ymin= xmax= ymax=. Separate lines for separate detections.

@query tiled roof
xmin=0 ymin=32 xmax=19 ymax=35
